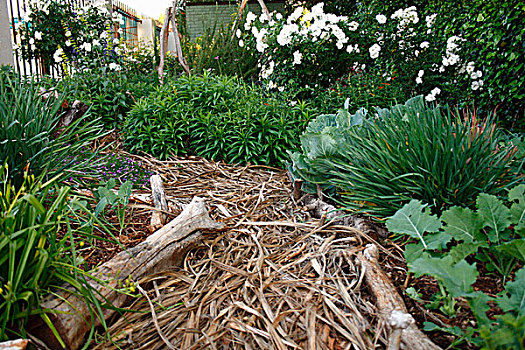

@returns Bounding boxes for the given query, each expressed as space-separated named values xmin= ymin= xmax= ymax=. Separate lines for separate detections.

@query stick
xmin=257 ymin=0 xmax=270 ymax=18
xmin=231 ymin=0 xmax=249 ymax=40
xmin=150 ymin=174 xmax=168 ymax=232
xmin=169 ymin=3 xmax=190 ymax=75
xmin=356 ymin=244 xmax=442 ymax=350
xmin=157 ymin=7 xmax=171 ymax=82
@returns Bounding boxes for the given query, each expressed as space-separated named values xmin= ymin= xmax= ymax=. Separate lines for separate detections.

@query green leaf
xmin=449 ymin=242 xmax=488 ymax=263
xmin=386 ymin=200 xmax=442 ymax=249
xmin=403 ymin=243 xmax=426 ymax=264
xmin=477 ymin=193 xmax=512 ymax=243
xmin=495 ymin=239 xmax=525 ymax=261
xmin=497 ymin=267 xmax=525 ymax=315
xmin=509 ymin=184 xmax=525 ymax=235
xmin=442 ymin=206 xmax=483 ymax=243
xmin=409 ymin=255 xmax=477 ymax=298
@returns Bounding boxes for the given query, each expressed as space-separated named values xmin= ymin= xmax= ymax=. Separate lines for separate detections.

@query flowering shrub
xmin=16 ymin=0 xmax=127 ymax=73
xmin=237 ymin=3 xmax=484 ymax=108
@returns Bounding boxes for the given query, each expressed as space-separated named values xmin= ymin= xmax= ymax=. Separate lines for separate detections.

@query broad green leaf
xmin=441 ymin=206 xmax=483 ymax=243
xmin=386 ymin=200 xmax=442 ymax=249
xmin=495 ymin=239 xmax=525 ymax=261
xmin=409 ymin=255 xmax=477 ymax=298
xmin=497 ymin=267 xmax=525 ymax=315
xmin=449 ymin=242 xmax=488 ymax=263
xmin=23 ymin=194 xmax=45 ymax=214
xmin=509 ymin=184 xmax=525 ymax=235
xmin=426 ymin=232 xmax=453 ymax=250
xmin=301 ymin=131 xmax=338 ymax=159
xmin=477 ymin=193 xmax=511 ymax=243
xmin=403 ymin=243 xmax=425 ymax=264
xmin=468 ymin=291 xmax=493 ymax=326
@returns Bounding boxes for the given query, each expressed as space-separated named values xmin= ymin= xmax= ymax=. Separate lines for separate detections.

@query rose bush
xmin=16 ymin=0 xmax=128 ymax=73
xmin=237 ymin=3 xmax=483 ymax=110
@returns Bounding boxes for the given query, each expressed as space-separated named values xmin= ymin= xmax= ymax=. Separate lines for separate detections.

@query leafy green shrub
xmin=0 ymin=165 xmax=106 ymax=342
xmin=54 ymin=69 xmax=158 ymax=129
xmin=0 ymin=68 xmax=103 ymax=186
xmin=124 ymin=73 xmax=314 ymax=166
xmin=386 ymin=185 xmax=525 ymax=348
xmin=289 ymin=96 xmax=521 ymax=217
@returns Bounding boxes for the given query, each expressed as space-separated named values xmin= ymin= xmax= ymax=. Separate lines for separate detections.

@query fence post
xmin=0 ymin=0 xmax=14 ymax=66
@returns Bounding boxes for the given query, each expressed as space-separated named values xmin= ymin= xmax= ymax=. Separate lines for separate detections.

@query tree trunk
xmin=29 ymin=197 xmax=222 ymax=350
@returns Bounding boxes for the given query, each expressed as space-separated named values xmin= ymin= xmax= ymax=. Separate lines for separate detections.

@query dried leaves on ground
xmin=92 ymin=154 xmax=391 ymax=349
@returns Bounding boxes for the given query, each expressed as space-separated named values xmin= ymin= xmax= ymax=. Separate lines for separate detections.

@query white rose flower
xmin=420 ymin=41 xmax=430 ymax=49
xmin=425 ymin=93 xmax=436 ymax=102
xmin=376 ymin=14 xmax=387 ymax=24
xmin=418 ymin=70 xmax=424 ymax=77
xmin=34 ymin=31 xmax=42 ymax=40
xmin=53 ymin=48 xmax=64 ymax=63
xmin=416 ymin=77 xmax=423 ymax=84
xmin=348 ymin=21 xmax=359 ymax=31
xmin=238 ymin=39 xmax=244 ymax=47
xmin=471 ymin=81 xmax=480 ymax=90
xmin=369 ymin=43 xmax=381 ymax=59
xmin=293 ymin=50 xmax=302 ymax=65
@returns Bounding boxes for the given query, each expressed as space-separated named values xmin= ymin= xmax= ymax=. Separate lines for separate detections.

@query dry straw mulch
xmin=94 ymin=154 xmax=390 ymax=350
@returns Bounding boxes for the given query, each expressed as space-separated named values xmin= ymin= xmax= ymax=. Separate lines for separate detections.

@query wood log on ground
xmin=149 ymin=174 xmax=168 ymax=232
xmin=356 ymin=244 xmax=442 ymax=350
xmin=29 ymin=197 xmax=223 ymax=350
xmin=0 ymin=339 xmax=28 ymax=350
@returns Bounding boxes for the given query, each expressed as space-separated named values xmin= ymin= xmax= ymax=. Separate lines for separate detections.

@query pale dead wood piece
xmin=357 ymin=244 xmax=442 ymax=350
xmin=170 ymin=2 xmax=190 ymax=75
xmin=257 ymin=0 xmax=270 ymax=17
xmin=31 ymin=197 xmax=222 ymax=350
xmin=0 ymin=339 xmax=29 ymax=350
xmin=388 ymin=310 xmax=414 ymax=350
xmin=150 ymin=174 xmax=168 ymax=232
xmin=157 ymin=7 xmax=172 ymax=82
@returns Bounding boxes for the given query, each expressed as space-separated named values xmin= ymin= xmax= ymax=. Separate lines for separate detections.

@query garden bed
xmin=76 ymin=152 xmax=480 ymax=349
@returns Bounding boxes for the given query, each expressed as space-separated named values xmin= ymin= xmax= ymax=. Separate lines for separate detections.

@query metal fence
xmin=5 ymin=0 xmax=141 ymax=77
xmin=113 ymin=0 xmax=141 ymax=48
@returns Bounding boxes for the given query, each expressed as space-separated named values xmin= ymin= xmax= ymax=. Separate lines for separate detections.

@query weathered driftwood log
xmin=30 ymin=197 xmax=222 ymax=350
xmin=0 ymin=339 xmax=28 ymax=350
xmin=357 ymin=244 xmax=442 ymax=350
xmin=149 ymin=174 xmax=168 ymax=232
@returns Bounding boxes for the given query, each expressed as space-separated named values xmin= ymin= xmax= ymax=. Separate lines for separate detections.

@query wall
xmin=185 ymin=1 xmax=285 ymax=41
xmin=0 ymin=0 xmax=14 ymax=66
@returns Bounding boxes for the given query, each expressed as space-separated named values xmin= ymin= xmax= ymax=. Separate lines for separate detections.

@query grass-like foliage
xmin=290 ymin=96 xmax=521 ymax=217
xmin=124 ymin=73 xmax=314 ymax=167
xmin=0 ymin=165 xmax=110 ymax=343
xmin=0 ymin=67 xmax=104 ymax=186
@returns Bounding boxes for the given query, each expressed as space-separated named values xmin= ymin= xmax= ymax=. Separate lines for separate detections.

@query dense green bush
xmin=123 ymin=73 xmax=315 ymax=166
xmin=289 ymin=96 xmax=521 ymax=217
xmin=0 ymin=68 xmax=103 ymax=186
xmin=55 ymin=69 xmax=159 ymax=129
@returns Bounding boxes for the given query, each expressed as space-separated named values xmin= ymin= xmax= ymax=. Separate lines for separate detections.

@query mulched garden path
xmin=85 ymin=152 xmax=477 ymax=350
